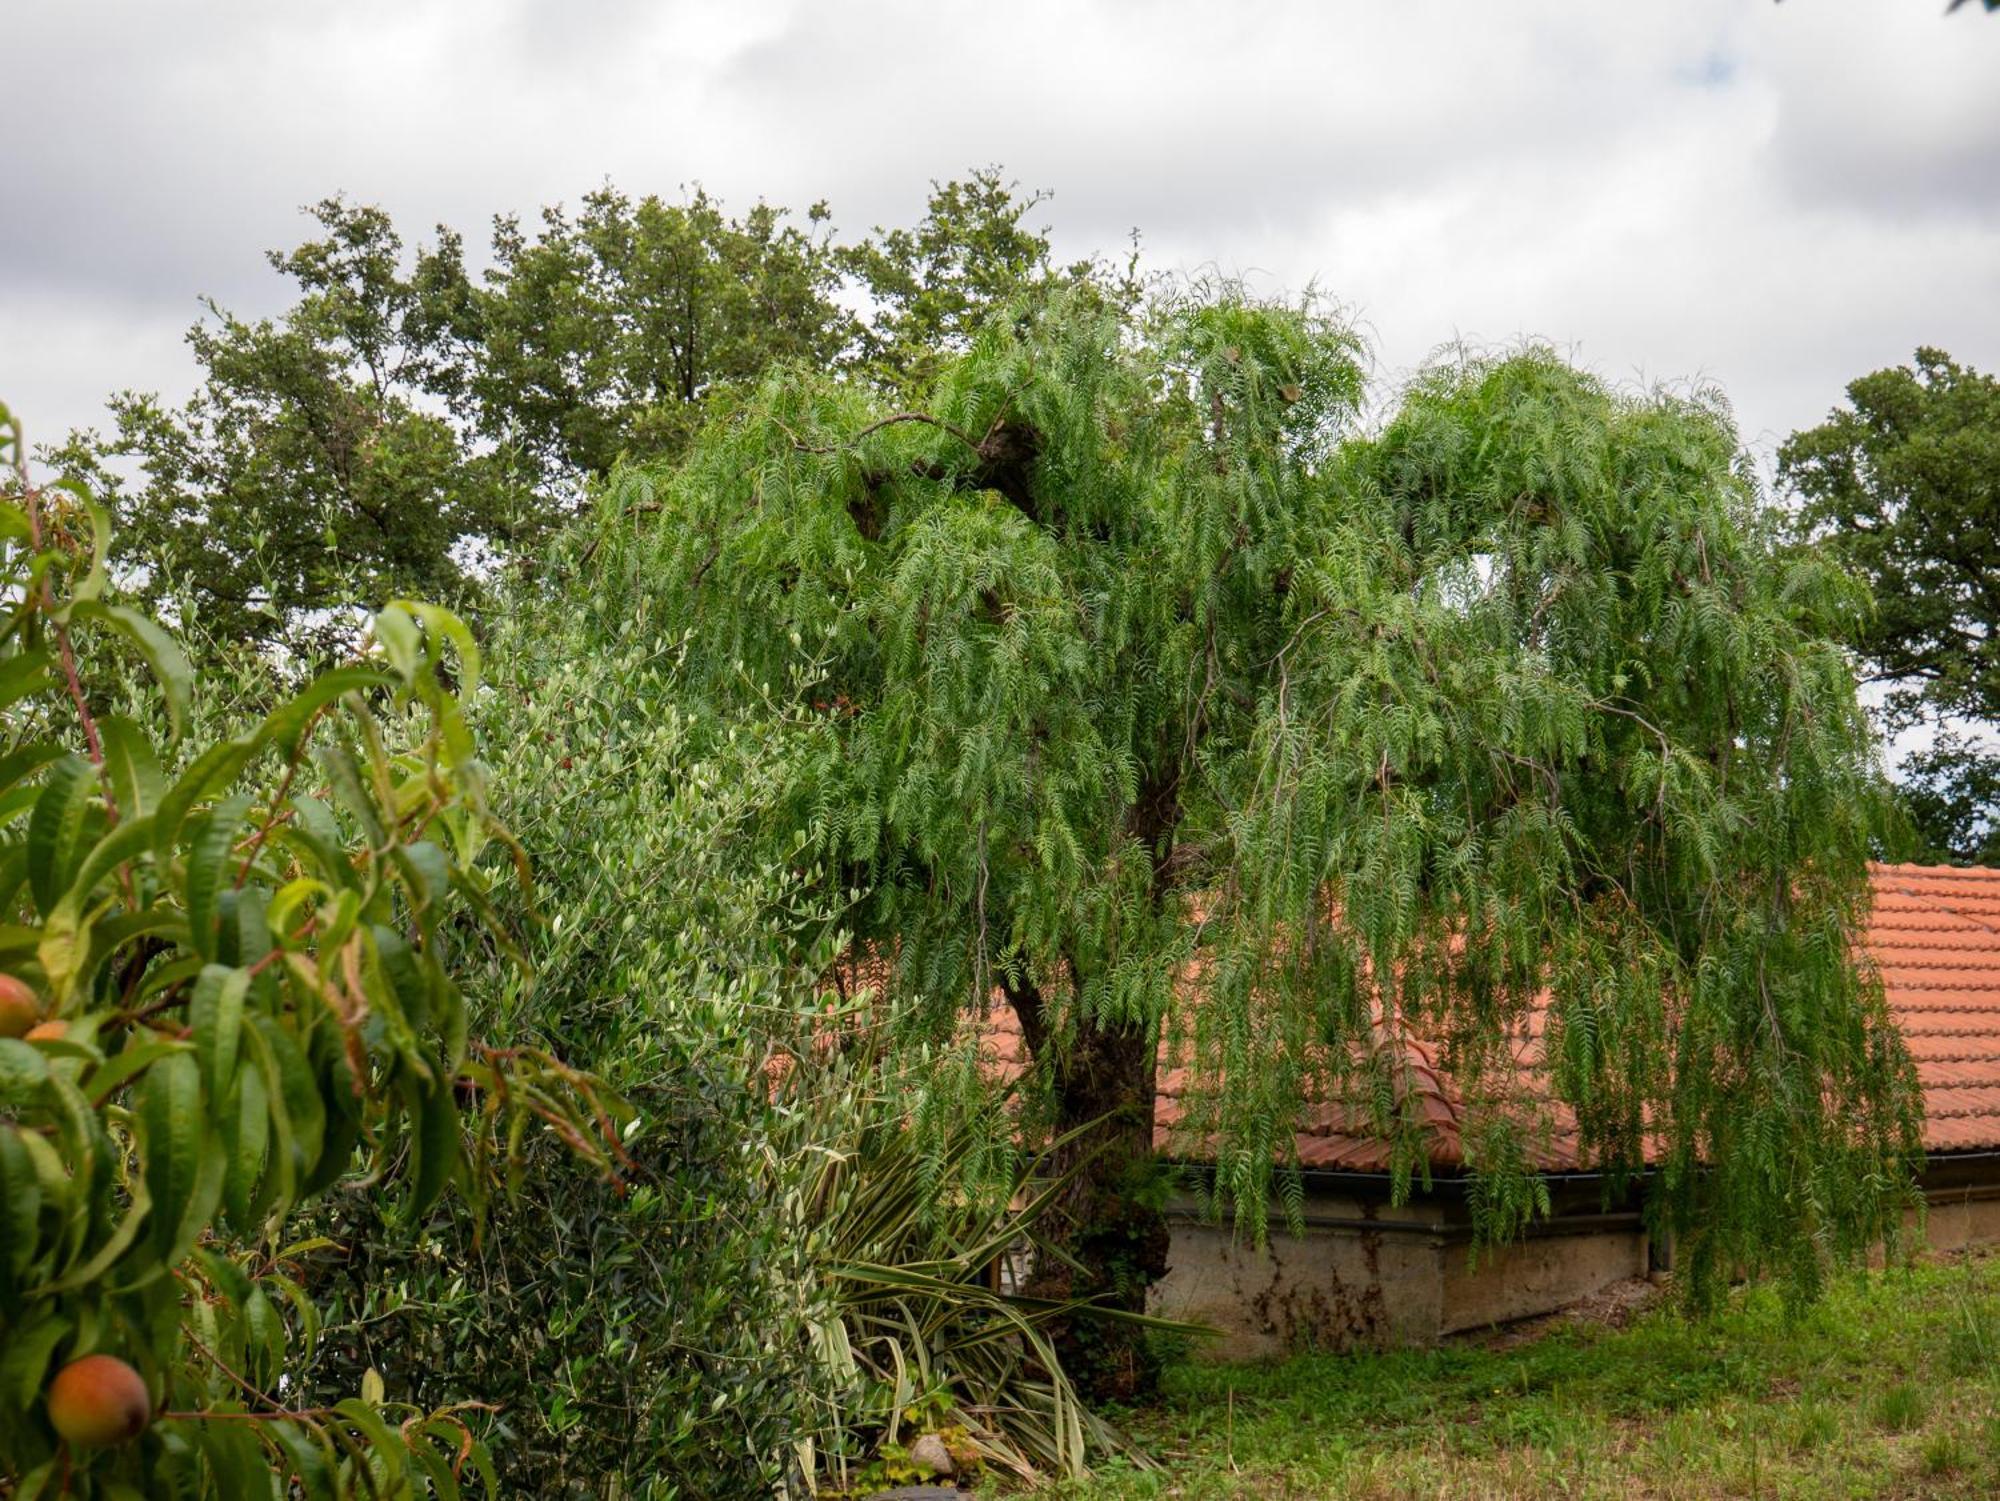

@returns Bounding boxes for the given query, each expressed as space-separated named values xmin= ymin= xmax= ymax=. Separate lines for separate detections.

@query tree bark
xmin=1006 ymin=974 xmax=1170 ymax=1404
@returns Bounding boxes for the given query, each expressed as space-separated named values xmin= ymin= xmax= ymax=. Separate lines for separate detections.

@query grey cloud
xmin=1753 ymin=2 xmax=2000 ymax=221
xmin=2 ymin=0 xmax=1997 ymax=460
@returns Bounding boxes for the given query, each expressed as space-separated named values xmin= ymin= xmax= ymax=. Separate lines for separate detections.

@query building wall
xmin=1923 ymin=1192 xmax=2000 ymax=1254
xmin=1437 ymin=1219 xmax=1648 ymax=1335
xmin=1154 ymin=1161 xmax=2000 ymax=1360
xmin=1151 ymin=1195 xmax=1450 ymax=1359
xmin=1911 ymin=1160 xmax=2000 ymax=1255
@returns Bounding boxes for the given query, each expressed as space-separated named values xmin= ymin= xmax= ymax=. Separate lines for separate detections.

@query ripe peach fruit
xmin=0 ymin=975 xmax=40 ymax=1039
xmin=47 ymin=1354 xmax=151 ymax=1446
xmin=23 ymin=1019 xmax=66 ymax=1043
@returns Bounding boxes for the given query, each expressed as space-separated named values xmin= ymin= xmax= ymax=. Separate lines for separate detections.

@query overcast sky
xmin=3 ymin=0 xmax=1996 ymax=474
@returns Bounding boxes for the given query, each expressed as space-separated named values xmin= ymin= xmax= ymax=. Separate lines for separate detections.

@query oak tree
xmin=60 ymin=175 xmax=1076 ymax=660
xmin=55 ymin=201 xmax=529 ymax=661
xmin=1781 ymin=347 xmax=2000 ymax=862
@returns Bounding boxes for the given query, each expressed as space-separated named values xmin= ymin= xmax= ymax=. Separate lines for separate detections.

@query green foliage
xmin=0 ymin=403 xmax=622 ymax=1497
xmin=1781 ymin=347 xmax=2000 ymax=862
xmin=586 ymin=283 xmax=1918 ymax=1344
xmin=1875 ymin=1381 xmax=1927 ymax=1433
xmin=1897 ymin=728 xmax=2000 ymax=865
xmin=58 ymin=173 xmax=1100 ymax=660
xmin=282 ymin=547 xmax=1146 ymax=1494
xmin=53 ymin=202 xmax=539 ymax=660
xmin=464 ymin=185 xmax=852 ymax=484
xmin=296 ymin=633 xmax=832 ymax=1496
xmin=579 ymin=282 xmax=1371 ymax=1389
xmin=1219 ymin=349 xmax=1923 ymax=1303
xmin=590 ymin=282 xmax=1363 ymax=1055
xmin=837 ymin=166 xmax=1142 ymax=392
xmin=789 ymin=1032 xmax=1180 ymax=1488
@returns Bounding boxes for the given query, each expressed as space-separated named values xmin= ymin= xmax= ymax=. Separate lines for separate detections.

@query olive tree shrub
xmin=296 ymin=660 xmax=841 ymax=1496
xmin=296 ymin=523 xmax=1158 ymax=1495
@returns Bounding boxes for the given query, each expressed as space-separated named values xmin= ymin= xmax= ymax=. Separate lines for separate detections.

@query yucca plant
xmin=775 ymin=1024 xmax=1187 ymax=1490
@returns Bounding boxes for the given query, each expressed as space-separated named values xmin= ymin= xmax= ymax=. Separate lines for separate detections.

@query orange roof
xmin=967 ymin=862 xmax=2000 ymax=1173
xmin=1867 ymin=863 xmax=2000 ymax=1157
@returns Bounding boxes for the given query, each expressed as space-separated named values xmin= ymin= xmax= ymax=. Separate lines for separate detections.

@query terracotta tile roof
xmin=1865 ymin=862 xmax=2000 ymax=1158
xmin=964 ymin=862 xmax=2000 ymax=1174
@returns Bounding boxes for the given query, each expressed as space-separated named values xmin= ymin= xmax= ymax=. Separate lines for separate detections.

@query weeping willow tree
xmin=580 ymin=288 xmax=1920 ymax=1397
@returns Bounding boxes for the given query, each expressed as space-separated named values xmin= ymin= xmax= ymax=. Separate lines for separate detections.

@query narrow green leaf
xmin=222 ymin=884 xmax=272 ymax=975
xmin=256 ymin=666 xmax=395 ymax=755
xmin=370 ymin=925 xmax=431 ymax=1033
xmin=0 ymin=650 xmax=55 ymax=717
xmin=0 ymin=1037 xmax=49 ymax=1104
xmin=243 ymin=1286 xmax=284 ymax=1392
xmin=333 ymin=1397 xmax=404 ymax=1474
xmin=0 ymin=1126 xmax=41 ymax=1300
xmin=190 ymin=964 xmax=249 ymax=1101
xmin=371 ymin=606 xmax=423 ymax=684
xmin=409 ymin=1438 xmax=463 ymax=1501
xmin=67 ymin=497 xmax=111 ymax=605
xmin=219 ymin=1060 xmax=270 ymax=1234
xmin=0 ymin=739 xmax=63 ymax=798
xmin=393 ymin=601 xmax=482 ymax=699
xmin=139 ymin=1050 xmax=203 ymax=1262
xmin=45 ymin=1175 xmax=150 ymax=1293
xmin=0 ymin=1313 xmax=69 ymax=1409
xmin=246 ymin=1015 xmax=323 ymax=1203
xmin=82 ymin=1037 xmax=189 ymax=1106
xmin=185 ymin=794 xmax=252 ymax=962
xmin=59 ymin=812 xmax=154 ymax=913
xmin=267 ymin=1418 xmax=337 ymax=1501
xmin=153 ymin=735 xmax=256 ymax=863
xmin=405 ymin=1073 xmax=461 ymax=1221
xmin=314 ymin=743 xmax=385 ymax=847
xmin=191 ymin=1412 xmax=265 ymax=1501
xmin=97 ymin=714 xmax=166 ymax=819
xmin=35 ymin=902 xmax=85 ymax=1007
xmin=71 ymin=600 xmax=192 ymax=739
xmin=0 ymin=783 xmax=43 ymax=832
xmin=26 ymin=755 xmax=96 ymax=914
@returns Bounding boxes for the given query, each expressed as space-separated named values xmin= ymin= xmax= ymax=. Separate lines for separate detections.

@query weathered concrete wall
xmin=1155 ymin=1173 xmax=1659 ymax=1359
xmin=1160 ymin=1159 xmax=2000 ymax=1361
xmin=1923 ymin=1190 xmax=2000 ymax=1253
xmin=1150 ymin=1195 xmax=1448 ymax=1359
xmin=1438 ymin=1222 xmax=1648 ymax=1336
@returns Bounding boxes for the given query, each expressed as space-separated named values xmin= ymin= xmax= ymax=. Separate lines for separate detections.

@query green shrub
xmin=783 ymin=1028 xmax=1166 ymax=1488
xmin=294 ymin=627 xmax=832 ymax=1495
xmin=289 ymin=549 xmax=1152 ymax=1493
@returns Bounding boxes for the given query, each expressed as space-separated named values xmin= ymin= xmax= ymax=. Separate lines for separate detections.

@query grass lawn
xmin=1053 ymin=1251 xmax=2000 ymax=1500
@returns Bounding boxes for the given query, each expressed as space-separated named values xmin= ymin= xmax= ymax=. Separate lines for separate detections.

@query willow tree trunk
xmin=1010 ymin=982 xmax=1170 ymax=1404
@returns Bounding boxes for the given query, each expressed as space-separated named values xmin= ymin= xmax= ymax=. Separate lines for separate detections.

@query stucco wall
xmin=1153 ymin=1197 xmax=1650 ymax=1358
xmin=1438 ymin=1221 xmax=1648 ymax=1335
xmin=1151 ymin=1195 xmax=1449 ymax=1359
xmin=1155 ymin=1160 xmax=2000 ymax=1361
